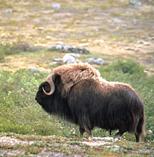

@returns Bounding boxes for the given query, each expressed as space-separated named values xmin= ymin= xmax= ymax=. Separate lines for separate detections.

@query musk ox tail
xmin=135 ymin=114 xmax=145 ymax=142
xmin=130 ymin=92 xmax=145 ymax=142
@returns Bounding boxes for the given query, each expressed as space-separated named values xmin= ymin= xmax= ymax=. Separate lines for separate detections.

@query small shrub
xmin=0 ymin=43 xmax=39 ymax=62
xmin=0 ymin=44 xmax=13 ymax=61
xmin=103 ymin=59 xmax=144 ymax=75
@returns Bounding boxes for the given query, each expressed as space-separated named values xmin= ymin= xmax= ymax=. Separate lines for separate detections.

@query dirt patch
xmin=0 ymin=134 xmax=154 ymax=157
xmin=0 ymin=136 xmax=34 ymax=147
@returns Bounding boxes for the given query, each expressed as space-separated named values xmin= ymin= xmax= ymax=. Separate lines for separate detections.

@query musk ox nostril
xmin=35 ymin=95 xmax=39 ymax=102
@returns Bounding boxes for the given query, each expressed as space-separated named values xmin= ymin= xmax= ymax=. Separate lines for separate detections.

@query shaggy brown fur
xmin=36 ymin=75 xmax=145 ymax=142
xmin=49 ymin=63 xmax=103 ymax=96
xmin=99 ymin=80 xmax=136 ymax=95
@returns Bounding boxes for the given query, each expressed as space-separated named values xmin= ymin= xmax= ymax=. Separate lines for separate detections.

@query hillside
xmin=0 ymin=0 xmax=154 ymax=72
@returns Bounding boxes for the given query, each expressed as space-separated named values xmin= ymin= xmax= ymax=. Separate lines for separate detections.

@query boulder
xmin=48 ymin=44 xmax=90 ymax=54
xmin=87 ymin=57 xmax=105 ymax=65
xmin=63 ymin=54 xmax=77 ymax=64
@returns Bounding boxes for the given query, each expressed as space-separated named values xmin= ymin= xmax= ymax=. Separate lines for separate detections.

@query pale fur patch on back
xmin=99 ymin=80 xmax=136 ymax=95
xmin=53 ymin=63 xmax=103 ymax=95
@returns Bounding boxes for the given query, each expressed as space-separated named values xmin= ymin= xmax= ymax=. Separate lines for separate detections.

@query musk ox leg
xmin=135 ymin=133 xmax=140 ymax=142
xmin=135 ymin=116 xmax=144 ymax=142
xmin=84 ymin=127 xmax=92 ymax=136
xmin=78 ymin=115 xmax=93 ymax=136
xmin=79 ymin=126 xmax=92 ymax=136
xmin=115 ymin=129 xmax=127 ymax=138
xmin=109 ymin=130 xmax=112 ymax=136
xmin=79 ymin=127 xmax=85 ymax=136
xmin=115 ymin=131 xmax=123 ymax=137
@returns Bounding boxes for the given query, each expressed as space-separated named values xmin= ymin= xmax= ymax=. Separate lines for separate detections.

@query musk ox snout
xmin=35 ymin=82 xmax=51 ymax=105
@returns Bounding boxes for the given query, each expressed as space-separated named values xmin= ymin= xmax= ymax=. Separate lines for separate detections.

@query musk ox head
xmin=35 ymin=74 xmax=62 ymax=113
xmin=35 ymin=63 xmax=103 ymax=115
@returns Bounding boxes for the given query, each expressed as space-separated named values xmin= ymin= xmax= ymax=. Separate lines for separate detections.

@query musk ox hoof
xmin=85 ymin=136 xmax=93 ymax=141
xmin=114 ymin=135 xmax=122 ymax=141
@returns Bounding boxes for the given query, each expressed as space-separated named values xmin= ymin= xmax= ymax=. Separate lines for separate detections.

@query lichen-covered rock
xmin=51 ymin=3 xmax=61 ymax=10
xmin=129 ymin=0 xmax=142 ymax=6
xmin=87 ymin=57 xmax=105 ymax=65
xmin=63 ymin=54 xmax=77 ymax=64
xmin=48 ymin=44 xmax=90 ymax=54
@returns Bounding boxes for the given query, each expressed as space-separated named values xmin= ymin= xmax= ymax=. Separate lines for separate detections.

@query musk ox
xmin=35 ymin=63 xmax=145 ymax=142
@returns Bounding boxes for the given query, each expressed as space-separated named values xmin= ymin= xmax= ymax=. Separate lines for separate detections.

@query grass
xmin=0 ymin=69 xmax=79 ymax=137
xmin=0 ymin=42 xmax=40 ymax=62
xmin=0 ymin=59 xmax=154 ymax=142
xmin=0 ymin=44 xmax=15 ymax=61
xmin=1 ymin=0 xmax=153 ymax=47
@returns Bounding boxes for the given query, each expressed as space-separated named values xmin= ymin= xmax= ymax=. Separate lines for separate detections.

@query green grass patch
xmin=102 ymin=59 xmax=144 ymax=75
xmin=0 ymin=43 xmax=41 ymax=62
xmin=0 ymin=44 xmax=15 ymax=61
xmin=0 ymin=0 xmax=12 ymax=9
xmin=0 ymin=60 xmax=154 ymax=142
xmin=0 ymin=69 xmax=79 ymax=137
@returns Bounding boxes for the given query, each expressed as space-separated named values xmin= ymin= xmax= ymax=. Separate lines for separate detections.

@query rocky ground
xmin=0 ymin=134 xmax=154 ymax=157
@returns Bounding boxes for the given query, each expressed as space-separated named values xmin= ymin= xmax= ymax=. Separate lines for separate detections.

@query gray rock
xmin=48 ymin=44 xmax=90 ymax=54
xmin=129 ymin=0 xmax=142 ymax=6
xmin=67 ymin=47 xmax=89 ymax=54
xmin=55 ymin=44 xmax=63 ymax=50
xmin=52 ymin=54 xmax=80 ymax=65
xmin=28 ymin=67 xmax=40 ymax=73
xmin=0 ymin=149 xmax=24 ymax=157
xmin=68 ymin=53 xmax=80 ymax=58
xmin=2 ymin=8 xmax=13 ymax=16
xmin=92 ymin=137 xmax=115 ymax=142
xmin=137 ymin=40 xmax=151 ymax=46
xmin=112 ymin=18 xmax=123 ymax=24
xmin=36 ymin=152 xmax=82 ymax=157
xmin=52 ymin=3 xmax=61 ymax=10
xmin=63 ymin=54 xmax=77 ymax=64
xmin=52 ymin=58 xmax=63 ymax=64
xmin=147 ymin=129 xmax=153 ymax=135
xmin=36 ymin=152 xmax=66 ymax=157
xmin=151 ymin=37 xmax=154 ymax=40
xmin=87 ymin=57 xmax=105 ymax=65
xmin=108 ymin=145 xmax=122 ymax=153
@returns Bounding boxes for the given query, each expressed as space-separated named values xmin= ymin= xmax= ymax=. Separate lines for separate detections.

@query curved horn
xmin=42 ymin=74 xmax=55 ymax=95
